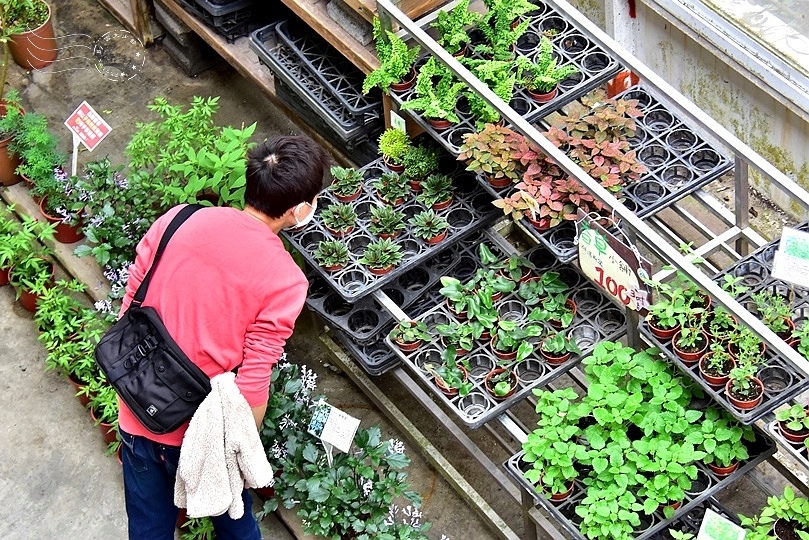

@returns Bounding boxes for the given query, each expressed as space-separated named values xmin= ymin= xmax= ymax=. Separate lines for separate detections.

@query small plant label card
xmin=308 ymin=403 xmax=361 ymax=454
xmin=696 ymin=509 xmax=746 ymax=540
xmin=390 ymin=110 xmax=407 ymax=133
xmin=772 ymin=227 xmax=809 ymax=289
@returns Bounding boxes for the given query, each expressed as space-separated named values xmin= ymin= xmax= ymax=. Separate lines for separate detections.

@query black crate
xmin=385 ymin=242 xmax=627 ymax=429
xmin=331 ymin=324 xmax=403 ymax=376
xmin=282 ymin=158 xmax=498 ymax=302
xmin=250 ymin=23 xmax=381 ymax=142
xmin=179 ymin=0 xmax=261 ymax=42
xmin=389 ymin=0 xmax=621 ymax=156
xmin=504 ymin=427 xmax=773 ymax=540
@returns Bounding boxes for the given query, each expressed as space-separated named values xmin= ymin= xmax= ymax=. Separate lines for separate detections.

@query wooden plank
xmin=97 ymin=0 xmax=154 ymax=46
xmin=129 ymin=0 xmax=154 ymax=46
xmin=342 ymin=0 xmax=449 ymax=23
xmin=279 ymin=0 xmax=379 ymax=74
xmin=159 ymin=0 xmax=355 ymax=166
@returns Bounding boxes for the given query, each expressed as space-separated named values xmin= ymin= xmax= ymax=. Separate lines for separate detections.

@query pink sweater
xmin=117 ymin=205 xmax=308 ymax=446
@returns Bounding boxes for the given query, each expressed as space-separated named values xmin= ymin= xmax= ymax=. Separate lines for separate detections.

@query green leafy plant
xmin=791 ymin=322 xmax=809 ymax=358
xmin=517 ymin=271 xmax=568 ymax=305
xmin=705 ymin=307 xmax=736 ymax=342
xmin=368 ymin=204 xmax=406 ymax=237
xmin=320 ymin=203 xmax=357 ymax=234
xmin=721 ymin=274 xmax=749 ymax=298
xmin=389 ymin=320 xmax=431 ymax=344
xmin=363 ymin=18 xmax=420 ymax=94
xmin=435 ymin=319 xmax=479 ymax=353
xmin=475 ymin=0 xmax=534 ymax=61
xmin=358 ymin=238 xmax=403 ymax=270
xmin=179 ymin=517 xmax=215 ymax=540
xmin=378 ymin=128 xmax=411 ymax=166
xmin=408 ymin=209 xmax=449 ymax=241
xmin=401 ymin=143 xmax=440 ymax=182
xmin=424 ymin=347 xmax=473 ymax=396
xmin=330 ymin=165 xmax=364 ymax=198
xmin=415 ymin=173 xmax=454 ymax=208
xmin=8 ymin=106 xmax=64 ymax=186
xmin=400 ymin=58 xmax=465 ymax=123
xmin=751 ymin=289 xmax=793 ymax=335
xmin=433 ymin=0 xmax=479 ymax=55
xmin=487 ymin=368 xmax=516 ymax=397
xmin=372 ymin=171 xmax=410 ymax=205
xmin=775 ymin=403 xmax=809 ymax=433
xmin=726 ymin=362 xmax=761 ymax=400
xmin=313 ymin=240 xmax=350 ymax=268
xmin=728 ymin=326 xmax=764 ymax=367
xmin=8 ymin=252 xmax=52 ymax=300
xmin=540 ymin=330 xmax=582 ymax=356
xmin=457 ymin=123 xmax=523 ymax=185
xmin=528 ymin=292 xmax=575 ymax=328
xmin=739 ymin=487 xmax=809 ymax=540
xmin=520 ymin=37 xmax=578 ymax=93
xmin=491 ymin=319 xmax=542 ymax=361
xmin=700 ymin=342 xmax=735 ymax=377
xmin=688 ymin=406 xmax=754 ymax=468
xmin=491 ymin=253 xmax=535 ymax=282
xmin=33 ymin=278 xmax=91 ymax=350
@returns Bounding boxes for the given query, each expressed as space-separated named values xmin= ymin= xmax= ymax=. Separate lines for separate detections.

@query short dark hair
xmin=245 ymin=135 xmax=331 ymax=218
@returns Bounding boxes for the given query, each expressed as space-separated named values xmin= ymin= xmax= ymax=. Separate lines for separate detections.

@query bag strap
xmin=132 ymin=204 xmax=204 ymax=308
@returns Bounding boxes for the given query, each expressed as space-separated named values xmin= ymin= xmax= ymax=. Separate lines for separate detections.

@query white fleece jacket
xmin=174 ymin=372 xmax=274 ymax=519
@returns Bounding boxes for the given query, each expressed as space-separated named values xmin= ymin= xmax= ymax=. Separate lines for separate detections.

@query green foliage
xmin=358 ymin=238 xmax=403 ymax=269
xmin=415 ymin=173 xmax=454 ymax=208
xmin=368 ymin=204 xmax=406 ymax=237
xmin=687 ymin=406 xmax=754 ymax=468
xmin=492 ymin=319 xmax=542 ymax=361
xmin=401 ymin=143 xmax=440 ymax=182
xmin=751 ymin=289 xmax=793 ymax=335
xmin=178 ymin=516 xmax=216 ymax=540
xmin=475 ymin=0 xmax=533 ymax=60
xmin=389 ymin=320 xmax=431 ymax=344
xmin=740 ymin=487 xmax=809 ymax=540
xmin=400 ymin=58 xmax=465 ymax=123
xmin=435 ymin=319 xmax=479 ymax=353
xmin=313 ymin=240 xmax=350 ymax=267
xmin=330 ymin=165 xmax=364 ymax=197
xmin=320 ymin=203 xmax=357 ymax=233
xmin=424 ymin=347 xmax=473 ymax=396
xmin=434 ymin=0 xmax=479 ymax=55
xmin=408 ymin=209 xmax=449 ymax=240
xmin=775 ymin=403 xmax=809 ymax=433
xmin=520 ymin=37 xmax=578 ymax=92
xmin=8 ymin=252 xmax=52 ymax=299
xmin=363 ymin=18 xmax=420 ymax=94
xmin=372 ymin=171 xmax=410 ymax=204
xmin=528 ymin=292 xmax=575 ymax=328
xmin=4 ymin=0 xmax=49 ymax=30
xmin=457 ymin=123 xmax=523 ymax=183
xmin=377 ymin=128 xmax=411 ymax=165
xmin=8 ymin=106 xmax=64 ymax=186
xmin=33 ymin=278 xmax=93 ymax=354
xmin=541 ymin=330 xmax=582 ymax=356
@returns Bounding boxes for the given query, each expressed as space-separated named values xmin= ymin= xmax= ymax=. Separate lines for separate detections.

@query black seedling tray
xmin=274 ymin=19 xmax=381 ymax=116
xmin=250 ymin=23 xmax=380 ymax=141
xmin=282 ymin=158 xmax=498 ymax=302
xmin=614 ymin=85 xmax=734 ymax=217
xmin=385 ymin=243 xmax=627 ymax=429
xmin=179 ymin=0 xmax=259 ymax=42
xmin=304 ymin=242 xmax=467 ymax=345
xmin=331 ymin=324 xmax=403 ymax=377
xmin=764 ymin=419 xmax=809 ymax=474
xmin=389 ymin=0 xmax=621 ymax=156
xmin=651 ymin=498 xmax=740 ymax=540
xmin=504 ymin=427 xmax=773 ymax=540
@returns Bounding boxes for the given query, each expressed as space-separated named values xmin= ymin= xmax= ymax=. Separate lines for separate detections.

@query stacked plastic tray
xmin=282 ymin=158 xmax=498 ymax=302
xmin=640 ymin=222 xmax=809 ymax=424
xmin=389 ymin=0 xmax=621 ymax=156
xmin=250 ymin=21 xmax=381 ymax=145
xmin=504 ymin=429 xmax=772 ymax=540
xmin=179 ymin=0 xmax=264 ymax=42
xmin=384 ymin=242 xmax=628 ymax=428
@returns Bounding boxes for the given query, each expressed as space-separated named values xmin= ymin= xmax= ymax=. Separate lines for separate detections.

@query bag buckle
xmin=136 ymin=335 xmax=159 ymax=358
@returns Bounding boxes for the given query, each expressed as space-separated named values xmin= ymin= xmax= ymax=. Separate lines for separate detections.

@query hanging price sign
xmin=576 ymin=213 xmax=652 ymax=314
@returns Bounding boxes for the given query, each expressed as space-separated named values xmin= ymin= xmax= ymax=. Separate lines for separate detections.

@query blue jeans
xmin=120 ymin=428 xmax=261 ymax=540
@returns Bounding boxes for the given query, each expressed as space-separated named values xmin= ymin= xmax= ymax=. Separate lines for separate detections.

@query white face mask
xmin=285 ymin=199 xmax=318 ymax=231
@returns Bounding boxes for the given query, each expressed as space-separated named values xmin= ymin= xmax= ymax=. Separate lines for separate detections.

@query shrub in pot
xmin=378 ymin=127 xmax=411 ymax=171
xmin=402 ymin=142 xmax=440 ymax=189
xmin=698 ymin=341 xmax=736 ymax=388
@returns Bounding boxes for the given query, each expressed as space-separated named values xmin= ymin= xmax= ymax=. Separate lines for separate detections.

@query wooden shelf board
xmin=97 ymin=0 xmax=154 ymax=46
xmin=280 ymin=0 xmax=379 ymax=74
xmin=343 ymin=0 xmax=450 ymax=24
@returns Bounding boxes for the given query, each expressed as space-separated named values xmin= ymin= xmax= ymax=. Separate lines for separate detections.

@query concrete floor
xmin=1 ymin=1 xmax=807 ymax=540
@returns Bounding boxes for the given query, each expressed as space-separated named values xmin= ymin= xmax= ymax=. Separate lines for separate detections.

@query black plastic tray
xmin=389 ymin=0 xmax=621 ymax=156
xmin=250 ymin=23 xmax=380 ymax=141
xmin=306 ymin=242 xmax=472 ymax=345
xmin=504 ymin=427 xmax=773 ymax=540
xmin=764 ymin=419 xmax=809 ymax=474
xmin=282 ymin=158 xmax=498 ymax=302
xmin=385 ymin=243 xmax=628 ymax=429
xmin=179 ymin=0 xmax=258 ymax=42
xmin=331 ymin=324 xmax=402 ymax=377
xmin=274 ymin=19 xmax=381 ymax=116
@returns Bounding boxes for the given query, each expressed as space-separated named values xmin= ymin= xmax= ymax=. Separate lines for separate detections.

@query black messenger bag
xmin=94 ymin=204 xmax=211 ymax=434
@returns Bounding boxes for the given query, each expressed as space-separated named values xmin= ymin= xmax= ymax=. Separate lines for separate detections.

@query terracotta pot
xmin=367 ymin=264 xmax=393 ymax=276
xmin=647 ymin=316 xmax=680 ymax=340
xmin=394 ymin=322 xmax=423 ymax=353
xmin=439 ymin=336 xmax=468 ymax=357
xmin=39 ymin=198 xmax=85 ymax=244
xmin=0 ymin=266 xmax=9 ymax=286
xmin=434 ymin=364 xmax=469 ymax=397
xmin=322 ymin=263 xmax=345 ymax=273
xmin=332 ymin=186 xmax=361 ymax=202
xmin=390 ymin=69 xmax=417 ymax=93
xmin=90 ymin=407 xmax=118 ymax=446
xmin=8 ymin=2 xmax=57 ymax=69
xmin=540 ymin=344 xmax=570 ymax=366
xmin=540 ymin=477 xmax=575 ymax=504
xmin=383 ymin=157 xmax=404 ymax=173
xmin=408 ymin=178 xmax=423 ymax=192
xmin=68 ymin=373 xmax=93 ymax=408
xmin=490 ymin=337 xmax=518 ymax=361
xmin=725 ymin=377 xmax=764 ymax=410
xmin=778 ymin=420 xmax=809 ymax=445
xmin=431 ymin=197 xmax=453 ymax=211
xmin=446 ymin=299 xmax=467 ymax=320
xmin=527 ymin=215 xmax=552 ymax=231
xmin=707 ymin=461 xmax=739 ymax=477
xmin=549 ymin=298 xmax=577 ymax=329
xmin=0 ymin=103 xmax=22 ymax=187
xmin=427 ymin=118 xmax=453 ymax=132
xmin=484 ymin=368 xmax=518 ymax=400
xmin=485 ymin=174 xmax=512 ymax=189
xmin=698 ymin=353 xmax=735 ymax=388
xmin=378 ymin=231 xmax=400 ymax=241
xmin=424 ymin=230 xmax=447 ymax=245
xmin=671 ymin=329 xmax=709 ymax=365
xmin=527 ymin=86 xmax=558 ymax=103
xmin=324 ymin=224 xmax=353 ymax=238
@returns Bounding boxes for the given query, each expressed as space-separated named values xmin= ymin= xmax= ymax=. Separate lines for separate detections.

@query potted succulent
xmin=433 ymin=0 xmax=479 ymax=57
xmin=484 ymin=367 xmax=518 ymax=400
xmin=490 ymin=319 xmax=542 ymax=362
xmin=457 ymin=123 xmax=523 ymax=189
xmin=539 ymin=330 xmax=581 ymax=366
xmin=698 ymin=341 xmax=736 ymax=388
xmin=320 ymin=203 xmax=357 ymax=237
xmin=424 ymin=347 xmax=472 ymax=397
xmin=725 ymin=362 xmax=764 ymax=410
xmin=329 ymin=165 xmax=364 ymax=202
xmin=400 ymin=58 xmax=466 ymax=131
xmin=519 ymin=37 xmax=578 ymax=102
xmin=696 ymin=407 xmax=755 ymax=477
xmin=363 ymin=18 xmax=420 ymax=94
xmin=415 ymin=173 xmax=454 ymax=210
xmin=358 ymin=238 xmax=403 ymax=275
xmin=372 ymin=171 xmax=410 ymax=205
xmin=313 ymin=239 xmax=350 ymax=272
xmin=377 ymin=127 xmax=411 ymax=172
xmin=775 ymin=403 xmax=809 ymax=445
xmin=435 ymin=319 xmax=479 ymax=356
xmin=401 ymin=142 xmax=440 ymax=191
xmin=388 ymin=320 xmax=432 ymax=353
xmin=368 ymin=204 xmax=406 ymax=239
xmin=408 ymin=209 xmax=449 ymax=244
